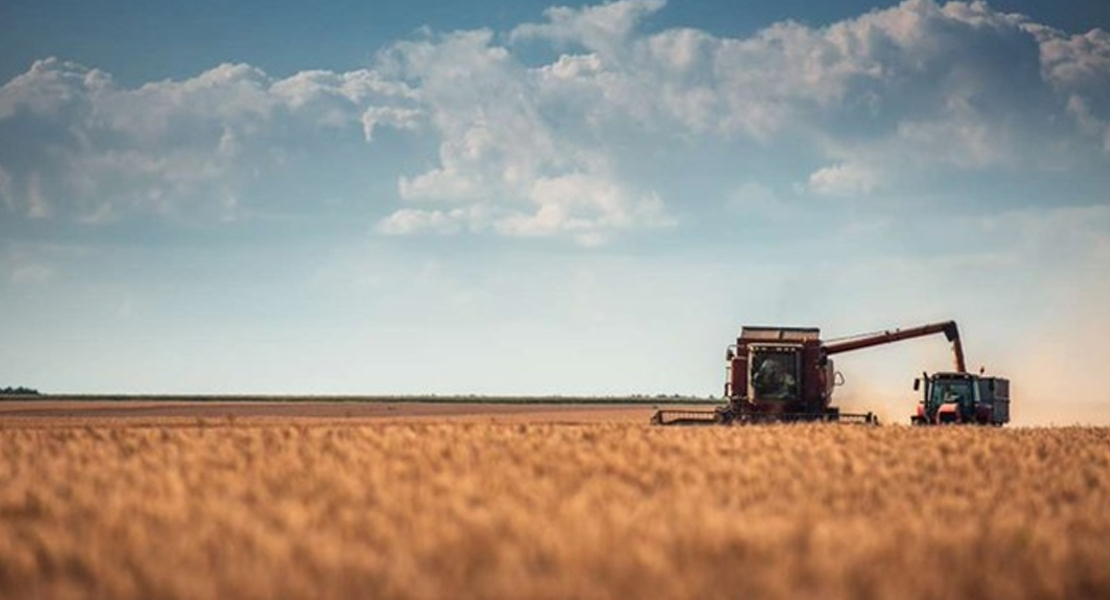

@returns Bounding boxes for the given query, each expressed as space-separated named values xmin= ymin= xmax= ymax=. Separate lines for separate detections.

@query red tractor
xmin=652 ymin=320 xmax=1009 ymax=426
xmin=911 ymin=371 xmax=1010 ymax=425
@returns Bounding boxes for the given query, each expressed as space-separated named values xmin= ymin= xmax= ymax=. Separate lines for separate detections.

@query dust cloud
xmin=832 ymin=352 xmax=1109 ymax=427
xmin=983 ymin=304 xmax=1110 ymax=426
xmin=833 ymin=380 xmax=909 ymax=426
xmin=1001 ymin=352 xmax=1109 ymax=426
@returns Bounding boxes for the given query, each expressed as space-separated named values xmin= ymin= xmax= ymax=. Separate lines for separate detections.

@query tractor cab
xmin=912 ymin=372 xmax=1010 ymax=426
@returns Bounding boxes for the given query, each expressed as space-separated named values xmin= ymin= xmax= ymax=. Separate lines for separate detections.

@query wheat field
xmin=1 ymin=421 xmax=1107 ymax=600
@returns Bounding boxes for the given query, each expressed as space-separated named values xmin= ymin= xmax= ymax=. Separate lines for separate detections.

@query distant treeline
xmin=1 ymin=386 xmax=40 ymax=395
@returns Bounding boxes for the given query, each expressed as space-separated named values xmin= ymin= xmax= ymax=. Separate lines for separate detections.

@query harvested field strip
xmin=0 ymin=401 xmax=672 ymax=428
xmin=1 ymin=395 xmax=717 ymax=404
xmin=1 ymin=424 xmax=1107 ymax=600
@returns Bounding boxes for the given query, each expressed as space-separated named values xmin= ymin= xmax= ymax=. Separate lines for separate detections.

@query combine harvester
xmin=652 ymin=320 xmax=1009 ymax=426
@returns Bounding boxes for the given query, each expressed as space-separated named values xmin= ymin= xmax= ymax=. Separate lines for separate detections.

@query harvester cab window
xmin=750 ymin=349 xmax=799 ymax=401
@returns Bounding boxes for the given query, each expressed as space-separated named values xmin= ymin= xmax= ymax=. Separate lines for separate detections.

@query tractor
xmin=911 ymin=371 xmax=1010 ymax=425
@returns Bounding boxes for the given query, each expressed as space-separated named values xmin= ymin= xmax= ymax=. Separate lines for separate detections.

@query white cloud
xmin=509 ymin=0 xmax=666 ymax=51
xmin=375 ymin=208 xmax=472 ymax=235
xmin=380 ymin=171 xmax=670 ymax=246
xmin=497 ymin=173 xmax=670 ymax=243
xmin=272 ymin=69 xmax=414 ymax=109
xmin=0 ymin=58 xmax=417 ymax=223
xmin=1037 ymin=28 xmax=1110 ymax=92
xmin=460 ymin=0 xmax=1106 ymax=218
xmin=807 ymin=162 xmax=878 ymax=197
xmin=1 ymin=1 xmax=1109 ymax=242
xmin=375 ymin=25 xmax=674 ymax=243
xmin=0 ymin=57 xmax=112 ymax=119
xmin=360 ymin=106 xmax=421 ymax=142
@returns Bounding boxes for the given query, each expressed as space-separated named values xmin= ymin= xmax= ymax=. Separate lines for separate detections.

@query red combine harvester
xmin=651 ymin=320 xmax=1009 ymax=426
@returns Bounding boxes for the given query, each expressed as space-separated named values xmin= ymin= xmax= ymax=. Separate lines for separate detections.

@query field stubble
xmin=1 ymin=422 xmax=1108 ymax=600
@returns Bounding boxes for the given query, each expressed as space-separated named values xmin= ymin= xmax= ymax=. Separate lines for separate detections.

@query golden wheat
xmin=1 ymin=423 xmax=1107 ymax=600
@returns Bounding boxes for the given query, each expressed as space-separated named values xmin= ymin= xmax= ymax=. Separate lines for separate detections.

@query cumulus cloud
xmin=1037 ymin=27 xmax=1110 ymax=92
xmin=1045 ymin=27 xmax=1110 ymax=153
xmin=0 ymin=57 xmax=416 ymax=223
xmin=374 ymin=0 xmax=1109 ymax=233
xmin=375 ymin=25 xmax=674 ymax=243
xmin=1 ymin=1 xmax=1108 ymax=243
xmin=380 ymin=171 xmax=670 ymax=246
xmin=499 ymin=174 xmax=670 ymax=243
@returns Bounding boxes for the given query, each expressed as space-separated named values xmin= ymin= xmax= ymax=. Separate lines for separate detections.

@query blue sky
xmin=1 ymin=1 xmax=1109 ymax=424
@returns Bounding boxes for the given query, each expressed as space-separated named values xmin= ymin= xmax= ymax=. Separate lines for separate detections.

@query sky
xmin=1 ymin=0 xmax=1109 ymax=424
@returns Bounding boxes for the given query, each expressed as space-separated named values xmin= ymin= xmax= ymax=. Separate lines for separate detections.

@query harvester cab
xmin=911 ymin=372 xmax=1010 ymax=426
xmin=719 ymin=326 xmax=856 ymax=423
